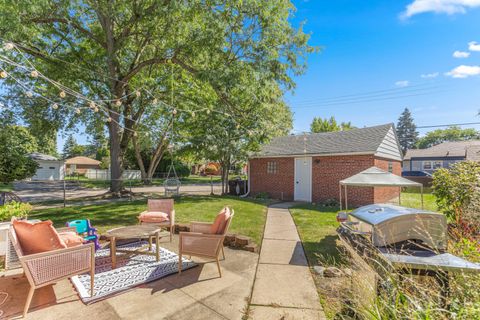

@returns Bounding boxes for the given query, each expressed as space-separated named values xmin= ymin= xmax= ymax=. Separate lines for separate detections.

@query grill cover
xmin=348 ymin=204 xmax=447 ymax=250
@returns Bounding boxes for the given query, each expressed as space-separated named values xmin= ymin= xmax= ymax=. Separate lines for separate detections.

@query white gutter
xmin=240 ymin=160 xmax=250 ymax=198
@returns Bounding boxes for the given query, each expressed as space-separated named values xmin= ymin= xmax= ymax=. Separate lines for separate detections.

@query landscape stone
xmin=313 ymin=266 xmax=325 ymax=276
xmin=324 ymin=267 xmax=343 ymax=278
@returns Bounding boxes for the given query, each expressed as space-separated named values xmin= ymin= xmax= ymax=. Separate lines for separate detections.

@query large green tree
xmin=396 ymin=107 xmax=418 ymax=154
xmin=310 ymin=116 xmax=353 ymax=133
xmin=0 ymin=125 xmax=38 ymax=183
xmin=417 ymin=126 xmax=479 ymax=149
xmin=1 ymin=0 xmax=314 ymax=194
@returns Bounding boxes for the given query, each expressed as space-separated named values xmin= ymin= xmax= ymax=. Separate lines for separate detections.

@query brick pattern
xmin=250 ymin=157 xmax=294 ymax=200
xmin=249 ymin=155 xmax=401 ymax=207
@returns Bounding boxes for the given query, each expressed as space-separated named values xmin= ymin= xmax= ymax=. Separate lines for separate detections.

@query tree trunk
xmin=109 ymin=119 xmax=124 ymax=194
xmin=132 ymin=135 xmax=148 ymax=184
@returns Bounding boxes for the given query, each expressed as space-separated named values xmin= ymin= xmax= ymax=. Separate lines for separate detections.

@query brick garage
xmin=249 ymin=124 xmax=404 ymax=207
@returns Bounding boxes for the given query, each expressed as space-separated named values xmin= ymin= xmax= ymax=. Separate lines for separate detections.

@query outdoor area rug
xmin=71 ymin=241 xmax=197 ymax=304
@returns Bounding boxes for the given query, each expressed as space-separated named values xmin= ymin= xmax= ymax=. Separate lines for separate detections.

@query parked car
xmin=402 ymin=171 xmax=432 ymax=177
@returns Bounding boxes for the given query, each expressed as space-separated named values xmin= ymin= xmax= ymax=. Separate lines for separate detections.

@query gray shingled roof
xmin=252 ymin=123 xmax=394 ymax=157
xmin=28 ymin=152 xmax=60 ymax=161
xmin=404 ymin=140 xmax=480 ymax=160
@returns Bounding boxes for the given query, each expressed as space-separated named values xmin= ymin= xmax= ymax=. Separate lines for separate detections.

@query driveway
xmin=13 ymin=181 xmax=223 ymax=203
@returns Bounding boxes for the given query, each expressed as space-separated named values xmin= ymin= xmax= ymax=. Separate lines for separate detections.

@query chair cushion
xmin=12 ymin=220 xmax=67 ymax=255
xmin=139 ymin=211 xmax=170 ymax=223
xmin=59 ymin=232 xmax=85 ymax=248
xmin=210 ymin=207 xmax=231 ymax=234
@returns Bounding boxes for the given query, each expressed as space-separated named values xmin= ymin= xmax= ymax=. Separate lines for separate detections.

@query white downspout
xmin=240 ymin=160 xmax=250 ymax=198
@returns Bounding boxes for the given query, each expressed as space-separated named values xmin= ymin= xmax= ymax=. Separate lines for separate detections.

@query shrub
xmin=254 ymin=192 xmax=270 ymax=199
xmin=0 ymin=201 xmax=32 ymax=221
xmin=432 ymin=161 xmax=480 ymax=224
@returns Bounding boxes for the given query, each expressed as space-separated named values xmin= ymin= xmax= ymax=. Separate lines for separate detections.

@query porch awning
xmin=339 ymin=166 xmax=422 ymax=187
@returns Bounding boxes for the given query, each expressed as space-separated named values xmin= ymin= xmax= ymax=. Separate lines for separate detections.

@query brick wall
xmin=373 ymin=158 xmax=401 ymax=203
xmin=249 ymin=157 xmax=294 ymax=200
xmin=249 ymin=155 xmax=401 ymax=206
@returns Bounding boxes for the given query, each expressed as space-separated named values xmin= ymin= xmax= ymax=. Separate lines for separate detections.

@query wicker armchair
xmin=138 ymin=199 xmax=175 ymax=242
xmin=8 ymin=224 xmax=95 ymax=317
xmin=178 ymin=207 xmax=234 ymax=277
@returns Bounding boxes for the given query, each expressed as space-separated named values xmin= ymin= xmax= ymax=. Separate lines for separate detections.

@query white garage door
xmin=34 ymin=165 xmax=59 ymax=180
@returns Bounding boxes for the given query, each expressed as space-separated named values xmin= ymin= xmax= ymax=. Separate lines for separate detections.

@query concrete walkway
xmin=250 ymin=202 xmax=325 ymax=320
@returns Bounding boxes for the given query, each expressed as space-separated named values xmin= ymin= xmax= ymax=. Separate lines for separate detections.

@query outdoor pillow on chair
xmin=58 ymin=231 xmax=85 ymax=247
xmin=210 ymin=207 xmax=231 ymax=234
xmin=12 ymin=219 xmax=67 ymax=255
xmin=139 ymin=211 xmax=170 ymax=223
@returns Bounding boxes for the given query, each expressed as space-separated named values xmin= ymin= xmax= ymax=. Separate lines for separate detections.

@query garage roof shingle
xmin=252 ymin=123 xmax=394 ymax=158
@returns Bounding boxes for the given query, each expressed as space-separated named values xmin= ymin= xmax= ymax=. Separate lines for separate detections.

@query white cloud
xmin=401 ymin=0 xmax=480 ymax=19
xmin=421 ymin=72 xmax=439 ymax=78
xmin=468 ymin=41 xmax=480 ymax=51
xmin=395 ymin=80 xmax=410 ymax=87
xmin=445 ymin=65 xmax=480 ymax=78
xmin=453 ymin=50 xmax=470 ymax=58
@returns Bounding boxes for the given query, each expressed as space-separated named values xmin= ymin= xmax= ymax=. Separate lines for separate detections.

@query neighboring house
xmin=248 ymin=123 xmax=403 ymax=207
xmin=403 ymin=140 xmax=480 ymax=174
xmin=28 ymin=152 xmax=65 ymax=181
xmin=65 ymin=156 xmax=101 ymax=175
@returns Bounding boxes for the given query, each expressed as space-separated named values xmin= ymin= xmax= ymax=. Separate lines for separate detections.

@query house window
xmin=267 ymin=161 xmax=277 ymax=174
xmin=433 ymin=161 xmax=443 ymax=169
xmin=388 ymin=161 xmax=393 ymax=173
xmin=423 ymin=161 xmax=432 ymax=170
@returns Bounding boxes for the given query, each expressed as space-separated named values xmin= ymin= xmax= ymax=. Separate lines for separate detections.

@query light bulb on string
xmin=115 ymin=100 xmax=122 ymax=107
xmin=135 ymin=90 xmax=141 ymax=97
xmin=191 ymin=111 xmax=195 ymax=118
xmin=30 ymin=70 xmax=39 ymax=78
xmin=59 ymin=91 xmax=66 ymax=98
xmin=25 ymin=91 xmax=33 ymax=98
xmin=206 ymin=109 xmax=211 ymax=115
xmin=75 ymin=108 xmax=81 ymax=115
xmin=133 ymin=131 xmax=138 ymax=137
xmin=172 ymin=108 xmax=177 ymax=115
xmin=153 ymin=98 xmax=158 ymax=104
xmin=0 ymin=71 xmax=7 ymax=78
xmin=89 ymin=101 xmax=96 ymax=109
xmin=93 ymin=106 xmax=99 ymax=112
xmin=106 ymin=117 xmax=112 ymax=123
xmin=3 ymin=43 xmax=14 ymax=51
xmin=52 ymin=103 xmax=58 ymax=110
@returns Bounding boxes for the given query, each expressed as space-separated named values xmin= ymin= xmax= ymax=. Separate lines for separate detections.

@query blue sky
xmin=58 ymin=0 xmax=480 ymax=151
xmin=287 ymin=0 xmax=480 ymax=134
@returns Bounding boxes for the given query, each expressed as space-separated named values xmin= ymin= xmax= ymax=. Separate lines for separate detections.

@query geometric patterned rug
xmin=71 ymin=241 xmax=197 ymax=304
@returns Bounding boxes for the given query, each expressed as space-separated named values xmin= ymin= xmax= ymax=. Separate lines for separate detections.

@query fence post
xmin=63 ymin=179 xmax=66 ymax=208
xmin=210 ymin=176 xmax=214 ymax=195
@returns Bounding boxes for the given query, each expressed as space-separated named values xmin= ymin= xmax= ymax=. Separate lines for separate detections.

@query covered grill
xmin=337 ymin=204 xmax=480 ymax=306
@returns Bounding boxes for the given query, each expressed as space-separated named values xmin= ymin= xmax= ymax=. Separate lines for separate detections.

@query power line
xmin=416 ymin=122 xmax=480 ymax=129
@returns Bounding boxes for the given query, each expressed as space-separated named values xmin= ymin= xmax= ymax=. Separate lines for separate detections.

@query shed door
xmin=294 ymin=157 xmax=312 ymax=202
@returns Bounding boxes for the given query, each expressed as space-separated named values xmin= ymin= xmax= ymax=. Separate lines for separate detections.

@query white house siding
xmin=408 ymin=158 xmax=463 ymax=173
xmin=374 ymin=127 xmax=402 ymax=161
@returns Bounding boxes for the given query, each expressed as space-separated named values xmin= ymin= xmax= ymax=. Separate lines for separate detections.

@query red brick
xmin=249 ymin=155 xmax=401 ymax=207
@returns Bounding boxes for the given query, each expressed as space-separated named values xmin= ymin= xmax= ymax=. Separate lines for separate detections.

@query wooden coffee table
xmin=105 ymin=225 xmax=170 ymax=268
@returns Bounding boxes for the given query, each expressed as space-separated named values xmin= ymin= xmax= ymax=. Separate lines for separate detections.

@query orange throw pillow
xmin=210 ymin=207 xmax=231 ymax=234
xmin=59 ymin=232 xmax=84 ymax=248
xmin=139 ymin=211 xmax=170 ymax=223
xmin=12 ymin=220 xmax=67 ymax=255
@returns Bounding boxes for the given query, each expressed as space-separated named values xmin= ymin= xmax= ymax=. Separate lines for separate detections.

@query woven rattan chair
xmin=178 ymin=207 xmax=234 ymax=277
xmin=138 ymin=199 xmax=175 ymax=242
xmin=8 ymin=224 xmax=95 ymax=317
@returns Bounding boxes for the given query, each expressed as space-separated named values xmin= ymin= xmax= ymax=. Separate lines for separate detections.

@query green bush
xmin=0 ymin=201 xmax=32 ymax=221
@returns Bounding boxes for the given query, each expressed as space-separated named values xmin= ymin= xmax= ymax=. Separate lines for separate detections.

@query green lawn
xmin=30 ymin=195 xmax=268 ymax=244
xmin=0 ymin=183 xmax=13 ymax=192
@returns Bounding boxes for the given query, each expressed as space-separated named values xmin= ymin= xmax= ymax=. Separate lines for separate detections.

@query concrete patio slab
xmin=259 ymin=239 xmax=308 ymax=266
xmin=1 ymin=235 xmax=257 ymax=320
xmin=251 ymin=264 xmax=321 ymax=309
xmin=250 ymin=306 xmax=326 ymax=320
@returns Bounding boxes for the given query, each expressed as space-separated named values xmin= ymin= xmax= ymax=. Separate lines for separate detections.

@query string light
xmin=172 ymin=108 xmax=177 ymax=115
xmin=52 ymin=103 xmax=58 ymax=110
xmin=0 ymin=71 xmax=6 ymax=78
xmin=153 ymin=98 xmax=158 ymax=104
xmin=93 ymin=106 xmax=99 ymax=112
xmin=89 ymin=101 xmax=95 ymax=109
xmin=106 ymin=117 xmax=112 ymax=122
xmin=206 ymin=109 xmax=211 ymax=115
xmin=191 ymin=111 xmax=195 ymax=118
xmin=25 ymin=91 xmax=33 ymax=97
xmin=115 ymin=100 xmax=122 ymax=107
xmin=133 ymin=132 xmax=138 ymax=137
xmin=30 ymin=70 xmax=38 ymax=78
xmin=3 ymin=42 xmax=14 ymax=50
xmin=75 ymin=108 xmax=81 ymax=114
xmin=135 ymin=90 xmax=141 ymax=97
xmin=59 ymin=91 xmax=66 ymax=98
